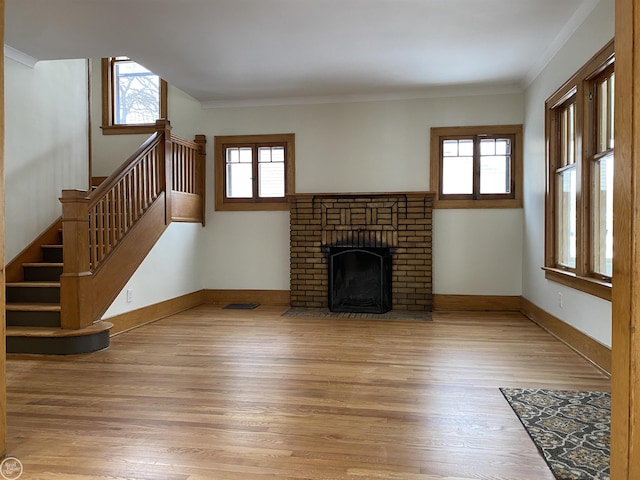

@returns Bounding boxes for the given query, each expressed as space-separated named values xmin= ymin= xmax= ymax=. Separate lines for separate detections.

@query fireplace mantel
xmin=289 ymin=192 xmax=433 ymax=311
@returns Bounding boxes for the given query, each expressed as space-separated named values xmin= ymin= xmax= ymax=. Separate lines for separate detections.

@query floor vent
xmin=223 ymin=303 xmax=259 ymax=309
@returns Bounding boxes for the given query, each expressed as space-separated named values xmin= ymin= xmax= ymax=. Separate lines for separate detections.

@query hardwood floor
xmin=5 ymin=305 xmax=610 ymax=479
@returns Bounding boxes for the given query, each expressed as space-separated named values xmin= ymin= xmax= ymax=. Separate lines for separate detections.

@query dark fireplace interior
xmin=329 ymin=247 xmax=392 ymax=313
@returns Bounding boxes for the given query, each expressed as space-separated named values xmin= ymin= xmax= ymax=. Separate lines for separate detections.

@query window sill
xmin=434 ymin=198 xmax=522 ymax=209
xmin=101 ymin=124 xmax=156 ymax=135
xmin=542 ymin=267 xmax=611 ymax=301
xmin=215 ymin=200 xmax=291 ymax=212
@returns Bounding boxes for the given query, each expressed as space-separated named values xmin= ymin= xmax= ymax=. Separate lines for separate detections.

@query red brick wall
xmin=289 ymin=192 xmax=433 ymax=311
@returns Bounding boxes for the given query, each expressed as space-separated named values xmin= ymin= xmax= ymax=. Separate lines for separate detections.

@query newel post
xmin=195 ymin=134 xmax=207 ymax=226
xmin=59 ymin=190 xmax=92 ymax=329
xmin=155 ymin=118 xmax=173 ymax=225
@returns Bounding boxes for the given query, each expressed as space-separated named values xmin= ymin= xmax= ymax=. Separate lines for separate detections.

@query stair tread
xmin=6 ymin=303 xmax=61 ymax=312
xmin=41 ymin=245 xmax=63 ymax=248
xmin=22 ymin=264 xmax=63 ymax=269
xmin=7 ymin=281 xmax=61 ymax=287
xmin=6 ymin=322 xmax=113 ymax=338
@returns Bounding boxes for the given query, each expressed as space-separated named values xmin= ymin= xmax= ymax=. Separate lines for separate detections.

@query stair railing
xmin=60 ymin=119 xmax=206 ymax=329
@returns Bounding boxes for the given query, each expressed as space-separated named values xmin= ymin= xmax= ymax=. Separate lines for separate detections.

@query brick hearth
xmin=289 ymin=192 xmax=433 ymax=311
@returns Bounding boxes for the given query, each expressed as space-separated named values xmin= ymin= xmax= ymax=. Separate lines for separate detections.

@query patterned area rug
xmin=281 ymin=307 xmax=431 ymax=321
xmin=500 ymin=388 xmax=610 ymax=480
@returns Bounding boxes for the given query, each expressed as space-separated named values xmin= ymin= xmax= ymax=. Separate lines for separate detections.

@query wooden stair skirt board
xmin=6 ymin=322 xmax=113 ymax=355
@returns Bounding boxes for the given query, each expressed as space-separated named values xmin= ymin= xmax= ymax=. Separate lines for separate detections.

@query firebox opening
xmin=329 ymin=247 xmax=392 ymax=314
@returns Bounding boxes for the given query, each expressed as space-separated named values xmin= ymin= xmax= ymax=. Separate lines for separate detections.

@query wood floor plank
xmin=5 ymin=305 xmax=610 ymax=479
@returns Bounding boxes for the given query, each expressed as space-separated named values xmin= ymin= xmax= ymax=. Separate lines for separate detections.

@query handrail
xmin=89 ymin=132 xmax=161 ymax=202
xmin=60 ymin=119 xmax=206 ymax=329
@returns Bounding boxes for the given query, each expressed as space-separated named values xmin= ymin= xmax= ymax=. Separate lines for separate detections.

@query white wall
xmin=102 ymin=222 xmax=203 ymax=318
xmin=199 ymin=94 xmax=524 ymax=294
xmin=5 ymin=57 xmax=89 ymax=260
xmin=522 ymin=0 xmax=614 ymax=347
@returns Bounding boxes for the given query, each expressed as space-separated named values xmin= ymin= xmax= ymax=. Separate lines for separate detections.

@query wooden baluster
xmin=180 ymin=147 xmax=185 ymax=192
xmin=59 ymin=190 xmax=93 ymax=329
xmin=128 ymin=171 xmax=133 ymax=230
xmin=173 ymin=145 xmax=179 ymax=192
xmin=133 ymin=162 xmax=140 ymax=221
xmin=116 ymin=181 xmax=123 ymax=242
xmin=178 ymin=145 xmax=183 ymax=192
xmin=151 ymin=149 xmax=157 ymax=199
xmin=156 ymin=119 xmax=173 ymax=224
xmin=142 ymin=152 xmax=148 ymax=209
xmin=97 ymin=199 xmax=105 ymax=265
xmin=188 ymin=147 xmax=193 ymax=193
xmin=109 ymin=189 xmax=116 ymax=251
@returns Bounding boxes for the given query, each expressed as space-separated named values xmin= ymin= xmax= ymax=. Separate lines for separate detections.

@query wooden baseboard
xmin=520 ymin=298 xmax=611 ymax=375
xmin=202 ymin=289 xmax=290 ymax=306
xmin=433 ymin=294 xmax=521 ymax=311
xmin=106 ymin=290 xmax=205 ymax=336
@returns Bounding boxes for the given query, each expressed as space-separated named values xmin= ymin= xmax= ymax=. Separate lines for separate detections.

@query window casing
xmin=214 ymin=134 xmax=295 ymax=211
xmin=101 ymin=57 xmax=168 ymax=135
xmin=544 ymin=40 xmax=614 ymax=300
xmin=430 ymin=125 xmax=523 ymax=208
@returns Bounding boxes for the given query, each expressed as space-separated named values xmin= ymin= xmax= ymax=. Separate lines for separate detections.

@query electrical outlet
xmin=126 ymin=289 xmax=134 ymax=303
xmin=558 ymin=292 xmax=563 ymax=309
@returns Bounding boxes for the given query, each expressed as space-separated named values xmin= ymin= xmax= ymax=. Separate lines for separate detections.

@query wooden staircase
xmin=5 ymin=119 xmax=206 ymax=354
xmin=6 ymin=225 xmax=112 ymax=354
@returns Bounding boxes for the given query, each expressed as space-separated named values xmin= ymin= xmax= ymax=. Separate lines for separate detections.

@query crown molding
xmin=201 ymin=83 xmax=523 ymax=109
xmin=4 ymin=45 xmax=38 ymax=68
xmin=522 ymin=0 xmax=601 ymax=87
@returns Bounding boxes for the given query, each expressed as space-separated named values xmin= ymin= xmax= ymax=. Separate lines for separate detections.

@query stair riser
xmin=24 ymin=266 xmax=63 ymax=282
xmin=6 ymin=331 xmax=110 ymax=355
xmin=42 ymin=248 xmax=63 ymax=263
xmin=6 ymin=310 xmax=61 ymax=328
xmin=6 ymin=287 xmax=60 ymax=304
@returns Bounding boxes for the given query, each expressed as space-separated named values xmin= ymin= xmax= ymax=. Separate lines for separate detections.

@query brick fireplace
xmin=289 ymin=192 xmax=433 ymax=311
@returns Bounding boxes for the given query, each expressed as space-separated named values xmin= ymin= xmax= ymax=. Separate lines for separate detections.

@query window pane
xmin=442 ymin=140 xmax=458 ymax=157
xmin=480 ymin=138 xmax=511 ymax=194
xmin=259 ymin=163 xmax=285 ymax=197
xmin=226 ymin=163 xmax=253 ymax=198
xmin=458 ymin=139 xmax=474 ymax=156
xmin=609 ymin=73 xmax=615 ymax=149
xmin=480 ymin=155 xmax=510 ymax=194
xmin=556 ymin=168 xmax=577 ymax=269
xmin=442 ymin=156 xmax=473 ymax=194
xmin=114 ymin=60 xmax=160 ymax=125
xmin=592 ymin=153 xmax=614 ymax=277
xmin=480 ymin=139 xmax=495 ymax=156
xmin=258 ymin=146 xmax=285 ymax=197
xmin=597 ymin=72 xmax=615 ymax=153
xmin=495 ymin=139 xmax=510 ymax=155
xmin=226 ymin=146 xmax=253 ymax=198
xmin=560 ymin=102 xmax=576 ymax=167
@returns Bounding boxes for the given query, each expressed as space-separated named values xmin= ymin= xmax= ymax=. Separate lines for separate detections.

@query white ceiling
xmin=6 ymin=0 xmax=599 ymax=107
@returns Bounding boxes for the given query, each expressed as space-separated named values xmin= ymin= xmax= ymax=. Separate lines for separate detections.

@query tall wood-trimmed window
xmin=101 ymin=57 xmax=168 ymax=135
xmin=544 ymin=39 xmax=614 ymax=299
xmin=430 ymin=125 xmax=523 ymax=208
xmin=214 ymin=134 xmax=295 ymax=211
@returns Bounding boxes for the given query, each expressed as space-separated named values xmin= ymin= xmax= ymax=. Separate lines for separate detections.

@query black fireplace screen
xmin=329 ymin=247 xmax=392 ymax=313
